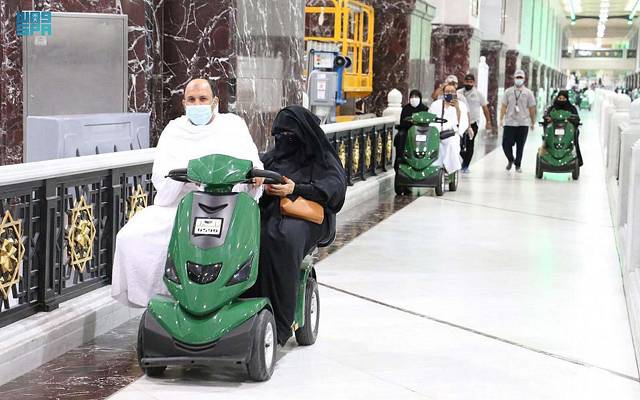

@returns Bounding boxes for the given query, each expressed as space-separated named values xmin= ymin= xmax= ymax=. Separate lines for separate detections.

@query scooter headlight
xmin=187 ymin=261 xmax=223 ymax=285
xmin=226 ymin=256 xmax=254 ymax=286
xmin=164 ymin=256 xmax=181 ymax=284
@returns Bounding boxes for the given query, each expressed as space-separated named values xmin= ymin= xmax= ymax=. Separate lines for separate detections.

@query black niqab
xmin=262 ymin=105 xmax=347 ymax=213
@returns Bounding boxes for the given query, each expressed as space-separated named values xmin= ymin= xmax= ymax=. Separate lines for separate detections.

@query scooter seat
xmin=317 ymin=213 xmax=336 ymax=248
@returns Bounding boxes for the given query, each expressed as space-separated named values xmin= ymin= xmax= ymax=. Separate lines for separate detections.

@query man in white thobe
xmin=111 ymin=78 xmax=263 ymax=307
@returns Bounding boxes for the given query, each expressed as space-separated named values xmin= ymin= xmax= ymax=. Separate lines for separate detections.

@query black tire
xmin=448 ymin=171 xmax=458 ymax=192
xmin=295 ymin=277 xmax=320 ymax=346
xmin=394 ymin=177 xmax=404 ymax=196
xmin=247 ymin=309 xmax=277 ymax=382
xmin=572 ymin=162 xmax=580 ymax=180
xmin=435 ymin=169 xmax=445 ymax=196
xmin=137 ymin=311 xmax=167 ymax=377
xmin=536 ymin=155 xmax=543 ymax=179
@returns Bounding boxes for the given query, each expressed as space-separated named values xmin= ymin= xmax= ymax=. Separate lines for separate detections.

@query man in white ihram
xmin=111 ymin=78 xmax=263 ymax=307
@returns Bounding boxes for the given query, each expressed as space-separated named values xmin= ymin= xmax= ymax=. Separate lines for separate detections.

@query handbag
xmin=280 ymin=196 xmax=325 ymax=225
xmin=439 ymin=100 xmax=456 ymax=140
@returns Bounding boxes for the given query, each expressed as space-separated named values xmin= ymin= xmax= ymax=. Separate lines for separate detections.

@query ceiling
xmin=562 ymin=0 xmax=639 ymax=42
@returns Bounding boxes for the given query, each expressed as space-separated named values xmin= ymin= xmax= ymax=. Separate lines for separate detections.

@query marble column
xmin=407 ymin=0 xmax=436 ymax=100
xmin=161 ymin=0 xmax=305 ymax=152
xmin=531 ymin=61 xmax=540 ymax=93
xmin=504 ymin=49 xmax=519 ymax=88
xmin=363 ymin=0 xmax=415 ymax=115
xmin=480 ymin=40 xmax=506 ymax=129
xmin=430 ymin=24 xmax=480 ymax=89
xmin=519 ymin=56 xmax=532 ymax=88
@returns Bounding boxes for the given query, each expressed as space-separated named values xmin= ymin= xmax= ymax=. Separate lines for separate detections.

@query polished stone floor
xmin=5 ymin=116 xmax=640 ymax=399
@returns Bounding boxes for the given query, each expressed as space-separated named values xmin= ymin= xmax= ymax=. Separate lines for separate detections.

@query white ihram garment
xmin=111 ymin=113 xmax=263 ymax=307
xmin=430 ymin=99 xmax=469 ymax=173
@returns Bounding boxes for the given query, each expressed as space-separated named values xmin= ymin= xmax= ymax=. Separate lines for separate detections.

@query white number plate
xmin=194 ymin=218 xmax=223 ymax=236
xmin=416 ymin=134 xmax=427 ymax=142
xmin=555 ymin=128 xmax=565 ymax=136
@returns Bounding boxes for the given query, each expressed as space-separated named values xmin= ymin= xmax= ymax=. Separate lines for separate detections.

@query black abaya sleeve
xmin=293 ymin=183 xmax=328 ymax=205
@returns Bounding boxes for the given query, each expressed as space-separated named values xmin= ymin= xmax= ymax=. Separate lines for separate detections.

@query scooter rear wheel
xmin=536 ymin=155 xmax=543 ymax=179
xmin=572 ymin=162 xmax=580 ymax=180
xmin=295 ymin=277 xmax=320 ymax=346
xmin=435 ymin=169 xmax=445 ymax=196
xmin=448 ymin=171 xmax=458 ymax=192
xmin=247 ymin=309 xmax=277 ymax=382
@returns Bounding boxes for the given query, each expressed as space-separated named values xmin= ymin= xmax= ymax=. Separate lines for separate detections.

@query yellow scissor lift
xmin=305 ymin=0 xmax=374 ymax=122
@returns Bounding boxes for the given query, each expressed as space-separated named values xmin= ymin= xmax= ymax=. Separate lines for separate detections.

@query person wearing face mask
xmin=458 ymin=74 xmax=492 ymax=173
xmin=244 ymin=105 xmax=347 ymax=346
xmin=400 ymin=89 xmax=429 ymax=129
xmin=430 ymin=83 xmax=469 ymax=174
xmin=544 ymin=90 xmax=583 ymax=166
xmin=499 ymin=70 xmax=537 ymax=173
xmin=111 ymin=78 xmax=264 ymax=307
xmin=395 ymin=90 xmax=429 ymax=170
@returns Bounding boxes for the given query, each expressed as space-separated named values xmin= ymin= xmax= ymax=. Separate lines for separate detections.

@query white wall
xmin=432 ymin=0 xmax=480 ymax=29
xmin=560 ymin=57 xmax=637 ymax=72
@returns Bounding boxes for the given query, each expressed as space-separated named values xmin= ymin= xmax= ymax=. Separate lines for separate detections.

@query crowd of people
xmin=396 ymin=69 xmax=584 ymax=175
xmin=110 ymin=74 xmax=585 ymax=348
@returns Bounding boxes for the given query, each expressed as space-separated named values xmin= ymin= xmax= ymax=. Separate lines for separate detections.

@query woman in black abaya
xmin=544 ymin=90 xmax=583 ymax=166
xmin=395 ymin=89 xmax=429 ymax=170
xmin=251 ymin=105 xmax=347 ymax=346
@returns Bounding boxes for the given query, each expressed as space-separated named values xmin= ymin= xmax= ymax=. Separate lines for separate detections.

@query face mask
xmin=444 ymin=93 xmax=454 ymax=103
xmin=409 ymin=97 xmax=420 ymax=108
xmin=186 ymin=104 xmax=215 ymax=126
xmin=464 ymin=85 xmax=473 ymax=91
xmin=515 ymin=78 xmax=525 ymax=87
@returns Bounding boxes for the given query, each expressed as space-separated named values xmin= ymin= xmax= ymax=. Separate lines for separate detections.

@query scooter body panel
xmin=165 ymin=191 xmax=260 ymax=317
xmin=147 ymin=295 xmax=268 ymax=345
xmin=540 ymin=109 xmax=578 ymax=170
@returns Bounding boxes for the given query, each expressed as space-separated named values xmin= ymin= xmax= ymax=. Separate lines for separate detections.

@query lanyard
xmin=514 ymin=89 xmax=523 ymax=106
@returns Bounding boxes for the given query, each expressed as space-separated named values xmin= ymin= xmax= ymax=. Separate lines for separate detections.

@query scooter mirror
xmin=166 ymin=168 xmax=190 ymax=182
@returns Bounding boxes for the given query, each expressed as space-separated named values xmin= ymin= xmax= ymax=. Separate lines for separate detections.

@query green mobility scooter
xmin=579 ymin=95 xmax=591 ymax=111
xmin=394 ymin=111 xmax=458 ymax=196
xmin=137 ymin=154 xmax=332 ymax=381
xmin=536 ymin=109 xmax=581 ymax=180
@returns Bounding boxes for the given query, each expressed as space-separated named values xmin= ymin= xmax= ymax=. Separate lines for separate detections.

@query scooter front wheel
xmin=247 ymin=309 xmax=277 ymax=382
xmin=137 ymin=311 xmax=167 ymax=377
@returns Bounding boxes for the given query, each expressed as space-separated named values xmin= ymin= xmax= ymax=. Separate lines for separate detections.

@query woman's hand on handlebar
xmin=265 ymin=177 xmax=295 ymax=197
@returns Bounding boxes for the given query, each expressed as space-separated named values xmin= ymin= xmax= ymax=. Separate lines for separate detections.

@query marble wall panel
xmin=430 ymin=24 xmax=477 ymax=89
xmin=481 ymin=40 xmax=505 ymax=129
xmin=504 ymin=49 xmax=518 ymax=88
xmin=0 ymin=0 xmax=157 ymax=165
xmin=363 ymin=0 xmax=415 ymax=114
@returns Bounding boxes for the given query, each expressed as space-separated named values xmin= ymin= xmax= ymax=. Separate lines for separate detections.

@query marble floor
xmin=4 ymin=116 xmax=639 ymax=399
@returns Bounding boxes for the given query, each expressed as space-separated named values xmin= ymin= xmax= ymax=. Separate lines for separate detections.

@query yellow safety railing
xmin=305 ymin=0 xmax=374 ymax=98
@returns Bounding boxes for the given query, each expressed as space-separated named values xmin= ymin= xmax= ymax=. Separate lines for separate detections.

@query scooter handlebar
xmin=250 ymin=168 xmax=286 ymax=184
xmin=166 ymin=168 xmax=190 ymax=182
xmin=433 ymin=117 xmax=448 ymax=124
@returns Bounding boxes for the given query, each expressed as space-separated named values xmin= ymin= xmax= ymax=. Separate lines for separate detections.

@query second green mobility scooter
xmin=137 ymin=154 xmax=334 ymax=381
xmin=394 ymin=111 xmax=458 ymax=196
xmin=536 ymin=109 xmax=581 ymax=180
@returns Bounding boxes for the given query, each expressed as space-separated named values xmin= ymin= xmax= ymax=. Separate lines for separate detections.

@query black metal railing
xmin=0 ymin=162 xmax=154 ymax=327
xmin=0 ymin=117 xmax=395 ymax=328
xmin=325 ymin=118 xmax=395 ymax=185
